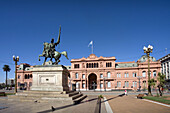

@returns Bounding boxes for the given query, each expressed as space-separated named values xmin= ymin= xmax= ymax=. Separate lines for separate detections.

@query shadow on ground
xmin=38 ymin=93 xmax=125 ymax=113
xmin=101 ymin=93 xmax=125 ymax=103
xmin=37 ymin=97 xmax=98 ymax=113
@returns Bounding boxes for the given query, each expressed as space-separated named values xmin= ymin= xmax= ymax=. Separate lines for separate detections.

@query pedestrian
xmin=125 ymin=90 xmax=127 ymax=96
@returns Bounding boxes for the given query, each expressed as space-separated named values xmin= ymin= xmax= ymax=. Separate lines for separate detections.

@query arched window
xmin=75 ymin=73 xmax=79 ymax=79
xmin=27 ymin=74 xmax=30 ymax=79
xmin=100 ymin=73 xmax=103 ymax=78
xmin=25 ymin=74 xmax=28 ymax=79
xmin=142 ymin=71 xmax=146 ymax=77
xmin=153 ymin=70 xmax=156 ymax=77
xmin=107 ymin=72 xmax=111 ymax=78
xmin=133 ymin=72 xmax=137 ymax=77
xmin=30 ymin=74 xmax=32 ymax=78
xmin=18 ymin=75 xmax=20 ymax=79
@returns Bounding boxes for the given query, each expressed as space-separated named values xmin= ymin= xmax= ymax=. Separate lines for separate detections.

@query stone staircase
xmin=8 ymin=90 xmax=87 ymax=104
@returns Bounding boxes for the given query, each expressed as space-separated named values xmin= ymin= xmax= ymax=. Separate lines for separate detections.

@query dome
xmin=138 ymin=55 xmax=156 ymax=62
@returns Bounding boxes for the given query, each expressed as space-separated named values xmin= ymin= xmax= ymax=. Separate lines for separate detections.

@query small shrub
xmin=98 ymin=95 xmax=103 ymax=98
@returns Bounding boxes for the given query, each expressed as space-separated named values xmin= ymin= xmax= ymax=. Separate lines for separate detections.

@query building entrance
xmin=88 ymin=73 xmax=97 ymax=90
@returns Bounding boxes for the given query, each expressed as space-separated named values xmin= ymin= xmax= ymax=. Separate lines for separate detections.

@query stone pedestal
xmin=30 ymin=65 xmax=69 ymax=92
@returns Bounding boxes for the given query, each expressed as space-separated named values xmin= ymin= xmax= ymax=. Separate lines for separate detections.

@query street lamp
xmin=13 ymin=55 xmax=19 ymax=93
xmin=137 ymin=76 xmax=142 ymax=92
xmin=143 ymin=45 xmax=153 ymax=96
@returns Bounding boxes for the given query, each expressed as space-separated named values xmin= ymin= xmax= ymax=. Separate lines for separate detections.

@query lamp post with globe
xmin=13 ymin=55 xmax=19 ymax=93
xmin=143 ymin=45 xmax=153 ymax=96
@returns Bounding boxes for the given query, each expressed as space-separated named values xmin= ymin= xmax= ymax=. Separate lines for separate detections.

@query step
xmin=7 ymin=98 xmax=73 ymax=104
xmin=68 ymin=91 xmax=79 ymax=97
xmin=73 ymin=95 xmax=87 ymax=104
xmin=23 ymin=91 xmax=66 ymax=94
xmin=16 ymin=93 xmax=69 ymax=97
xmin=72 ymin=93 xmax=83 ymax=100
xmin=8 ymin=95 xmax=73 ymax=101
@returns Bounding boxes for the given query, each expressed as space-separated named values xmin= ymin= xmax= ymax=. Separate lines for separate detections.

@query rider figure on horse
xmin=49 ymin=37 xmax=60 ymax=61
xmin=39 ymin=26 xmax=68 ymax=65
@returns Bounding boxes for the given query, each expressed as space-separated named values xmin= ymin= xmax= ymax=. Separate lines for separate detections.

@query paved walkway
xmin=0 ymin=95 xmax=106 ymax=113
xmin=104 ymin=95 xmax=170 ymax=113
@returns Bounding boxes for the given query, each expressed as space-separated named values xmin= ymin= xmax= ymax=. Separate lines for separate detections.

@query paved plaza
xmin=104 ymin=95 xmax=170 ymax=113
xmin=0 ymin=95 xmax=106 ymax=113
xmin=0 ymin=92 xmax=170 ymax=113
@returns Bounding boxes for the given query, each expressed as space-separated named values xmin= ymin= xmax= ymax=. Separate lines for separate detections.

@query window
xmin=27 ymin=74 xmax=30 ymax=79
xmin=82 ymin=74 xmax=85 ymax=79
xmin=117 ymin=81 xmax=121 ymax=87
xmin=100 ymin=74 xmax=103 ymax=78
xmin=125 ymin=81 xmax=129 ymax=88
xmin=30 ymin=74 xmax=32 ymax=78
xmin=106 ymin=62 xmax=112 ymax=67
xmin=133 ymin=73 xmax=137 ymax=77
xmin=107 ymin=81 xmax=111 ymax=88
xmin=29 ymin=82 xmax=32 ymax=87
xmin=82 ymin=83 xmax=85 ymax=88
xmin=87 ymin=63 xmax=99 ymax=68
xmin=100 ymin=83 xmax=103 ymax=88
xmin=18 ymin=82 xmax=20 ymax=87
xmin=142 ymin=71 xmax=146 ymax=77
xmin=76 ymin=82 xmax=79 ymax=88
xmin=117 ymin=73 xmax=121 ymax=78
xmin=153 ymin=71 xmax=156 ymax=77
xmin=18 ymin=75 xmax=20 ymax=79
xmin=124 ymin=72 xmax=128 ymax=78
xmin=133 ymin=81 xmax=137 ymax=87
xmin=75 ymin=73 xmax=79 ymax=79
xmin=25 ymin=74 xmax=27 ymax=79
xmin=74 ymin=64 xmax=79 ymax=68
xmin=107 ymin=72 xmax=111 ymax=78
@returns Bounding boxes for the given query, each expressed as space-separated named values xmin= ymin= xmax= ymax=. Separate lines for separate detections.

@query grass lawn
xmin=143 ymin=96 xmax=170 ymax=105
xmin=0 ymin=93 xmax=15 ymax=96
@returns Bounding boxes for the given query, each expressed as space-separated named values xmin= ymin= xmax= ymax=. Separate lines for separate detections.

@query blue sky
xmin=0 ymin=0 xmax=170 ymax=83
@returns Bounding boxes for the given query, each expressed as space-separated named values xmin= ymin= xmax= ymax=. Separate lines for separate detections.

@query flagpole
xmin=92 ymin=42 xmax=93 ymax=54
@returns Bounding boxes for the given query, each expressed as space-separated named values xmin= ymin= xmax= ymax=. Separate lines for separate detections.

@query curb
xmin=103 ymin=97 xmax=113 ymax=113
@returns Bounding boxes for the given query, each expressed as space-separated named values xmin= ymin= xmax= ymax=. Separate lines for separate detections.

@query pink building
xmin=16 ymin=54 xmax=161 ymax=91
xmin=69 ymin=54 xmax=161 ymax=91
xmin=17 ymin=63 xmax=33 ymax=90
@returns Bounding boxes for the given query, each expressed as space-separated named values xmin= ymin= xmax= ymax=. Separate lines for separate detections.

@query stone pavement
xmin=104 ymin=95 xmax=170 ymax=113
xmin=0 ymin=95 xmax=106 ymax=113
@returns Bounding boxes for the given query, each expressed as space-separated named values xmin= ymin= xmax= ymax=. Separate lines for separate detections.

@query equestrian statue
xmin=38 ymin=26 xmax=69 ymax=65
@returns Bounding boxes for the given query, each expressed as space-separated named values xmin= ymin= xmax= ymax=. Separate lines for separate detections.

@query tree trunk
xmin=158 ymin=86 xmax=162 ymax=96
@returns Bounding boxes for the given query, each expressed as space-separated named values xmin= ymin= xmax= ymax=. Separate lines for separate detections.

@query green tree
xmin=157 ymin=72 xmax=166 ymax=96
xmin=149 ymin=78 xmax=156 ymax=88
xmin=3 ymin=65 xmax=11 ymax=89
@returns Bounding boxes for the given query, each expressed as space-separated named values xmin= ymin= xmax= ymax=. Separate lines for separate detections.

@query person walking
xmin=125 ymin=90 xmax=127 ymax=96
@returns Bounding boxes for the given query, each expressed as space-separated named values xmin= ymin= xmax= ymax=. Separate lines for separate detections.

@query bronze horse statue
xmin=38 ymin=42 xmax=69 ymax=65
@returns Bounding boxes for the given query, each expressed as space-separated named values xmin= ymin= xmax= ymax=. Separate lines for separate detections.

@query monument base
xmin=30 ymin=65 xmax=69 ymax=92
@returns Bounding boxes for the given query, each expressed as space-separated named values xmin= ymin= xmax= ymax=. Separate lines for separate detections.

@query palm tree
xmin=3 ymin=65 xmax=11 ymax=89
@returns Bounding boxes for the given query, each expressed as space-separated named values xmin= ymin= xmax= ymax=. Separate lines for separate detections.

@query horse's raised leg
xmin=38 ymin=55 xmax=43 ymax=61
xmin=43 ymin=57 xmax=47 ymax=65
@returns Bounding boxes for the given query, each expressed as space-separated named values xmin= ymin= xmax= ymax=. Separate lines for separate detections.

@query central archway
xmin=88 ymin=73 xmax=97 ymax=90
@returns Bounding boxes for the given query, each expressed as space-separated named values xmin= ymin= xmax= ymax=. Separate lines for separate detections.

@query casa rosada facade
xmin=69 ymin=54 xmax=161 ymax=91
xmin=16 ymin=54 xmax=161 ymax=91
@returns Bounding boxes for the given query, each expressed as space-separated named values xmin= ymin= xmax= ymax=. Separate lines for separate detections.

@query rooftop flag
xmin=88 ymin=41 xmax=93 ymax=54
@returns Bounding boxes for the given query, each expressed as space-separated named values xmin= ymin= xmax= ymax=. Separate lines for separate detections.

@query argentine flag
xmin=88 ymin=41 xmax=93 ymax=47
